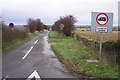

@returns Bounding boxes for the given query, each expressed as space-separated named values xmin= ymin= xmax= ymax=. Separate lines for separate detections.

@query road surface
xmin=2 ymin=31 xmax=77 ymax=79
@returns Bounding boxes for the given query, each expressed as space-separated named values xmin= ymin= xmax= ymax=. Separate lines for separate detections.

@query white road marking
xmin=5 ymin=75 xmax=9 ymax=78
xmin=26 ymin=70 xmax=41 ymax=80
xmin=22 ymin=46 xmax=33 ymax=60
xmin=34 ymin=40 xmax=38 ymax=44
xmin=2 ymin=75 xmax=9 ymax=80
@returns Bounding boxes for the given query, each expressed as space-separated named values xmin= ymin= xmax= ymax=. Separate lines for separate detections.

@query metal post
xmin=61 ymin=30 xmax=62 ymax=36
xmin=99 ymin=32 xmax=103 ymax=62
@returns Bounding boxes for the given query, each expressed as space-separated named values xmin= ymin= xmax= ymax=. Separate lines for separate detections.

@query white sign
xmin=96 ymin=27 xmax=107 ymax=32
xmin=60 ymin=23 xmax=64 ymax=30
xmin=91 ymin=12 xmax=113 ymax=33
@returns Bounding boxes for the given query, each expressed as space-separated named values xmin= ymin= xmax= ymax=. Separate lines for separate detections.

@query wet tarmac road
xmin=2 ymin=31 xmax=76 ymax=79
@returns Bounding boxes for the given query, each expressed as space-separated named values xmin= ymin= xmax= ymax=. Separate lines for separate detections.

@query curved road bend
xmin=3 ymin=31 xmax=77 ymax=79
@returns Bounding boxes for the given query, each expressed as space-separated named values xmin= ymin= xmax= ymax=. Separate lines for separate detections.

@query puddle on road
xmin=42 ymin=35 xmax=55 ymax=56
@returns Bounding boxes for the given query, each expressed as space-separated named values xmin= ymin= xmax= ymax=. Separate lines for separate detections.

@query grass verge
xmin=2 ymin=31 xmax=41 ymax=53
xmin=49 ymin=31 xmax=119 ymax=78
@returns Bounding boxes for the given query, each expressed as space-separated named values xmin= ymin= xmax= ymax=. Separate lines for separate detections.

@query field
xmin=75 ymin=30 xmax=119 ymax=42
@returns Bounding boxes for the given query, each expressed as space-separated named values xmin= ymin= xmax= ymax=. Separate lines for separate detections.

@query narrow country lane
xmin=2 ymin=31 xmax=77 ymax=79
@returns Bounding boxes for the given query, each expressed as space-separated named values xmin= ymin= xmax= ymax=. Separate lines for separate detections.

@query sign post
xmin=99 ymin=32 xmax=102 ymax=62
xmin=91 ymin=12 xmax=113 ymax=62
xmin=59 ymin=23 xmax=64 ymax=36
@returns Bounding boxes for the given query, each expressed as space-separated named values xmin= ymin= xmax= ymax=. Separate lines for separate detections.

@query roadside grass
xmin=2 ymin=31 xmax=41 ymax=53
xmin=49 ymin=31 xmax=118 ymax=78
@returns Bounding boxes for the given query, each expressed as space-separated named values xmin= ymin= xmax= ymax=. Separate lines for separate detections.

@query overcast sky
xmin=0 ymin=0 xmax=119 ymax=25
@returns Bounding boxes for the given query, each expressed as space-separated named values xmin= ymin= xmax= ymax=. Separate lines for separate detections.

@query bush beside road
xmin=2 ymin=25 xmax=41 ymax=52
xmin=49 ymin=31 xmax=118 ymax=78
xmin=3 ymin=32 xmax=41 ymax=53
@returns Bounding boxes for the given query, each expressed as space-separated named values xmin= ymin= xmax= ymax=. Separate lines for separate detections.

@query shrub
xmin=2 ymin=24 xmax=28 ymax=46
xmin=52 ymin=15 xmax=77 ymax=36
xmin=27 ymin=18 xmax=36 ymax=33
xmin=103 ymin=40 xmax=120 ymax=65
xmin=36 ymin=19 xmax=44 ymax=31
xmin=103 ymin=40 xmax=120 ymax=53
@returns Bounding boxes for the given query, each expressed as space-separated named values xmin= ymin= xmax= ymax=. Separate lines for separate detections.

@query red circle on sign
xmin=96 ymin=13 xmax=108 ymax=26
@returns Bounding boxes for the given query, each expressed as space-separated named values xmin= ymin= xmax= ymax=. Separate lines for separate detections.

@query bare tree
xmin=36 ymin=19 xmax=44 ymax=32
xmin=27 ymin=18 xmax=36 ymax=33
